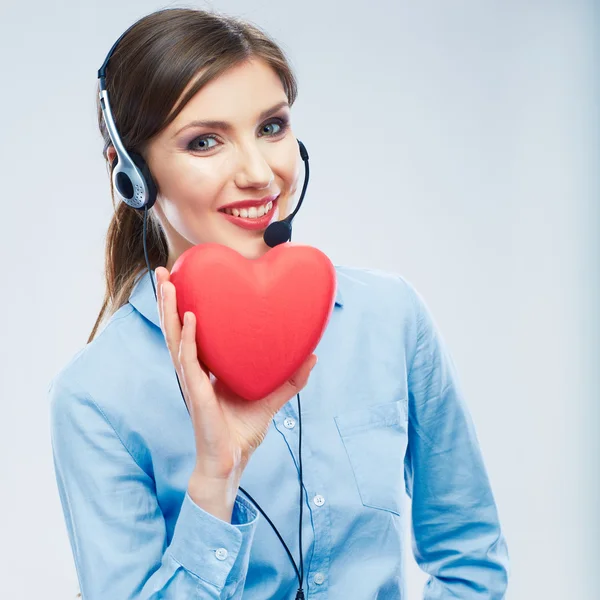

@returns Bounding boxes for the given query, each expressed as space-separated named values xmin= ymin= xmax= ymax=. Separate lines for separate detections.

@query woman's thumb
xmin=264 ymin=354 xmax=318 ymax=412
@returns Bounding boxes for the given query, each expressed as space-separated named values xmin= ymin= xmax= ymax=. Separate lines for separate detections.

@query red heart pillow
xmin=169 ymin=243 xmax=337 ymax=401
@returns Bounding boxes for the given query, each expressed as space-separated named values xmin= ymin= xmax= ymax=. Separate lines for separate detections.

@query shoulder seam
xmin=395 ymin=275 xmax=421 ymax=382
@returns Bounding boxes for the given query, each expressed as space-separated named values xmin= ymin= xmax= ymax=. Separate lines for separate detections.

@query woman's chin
xmin=246 ymin=235 xmax=273 ymax=259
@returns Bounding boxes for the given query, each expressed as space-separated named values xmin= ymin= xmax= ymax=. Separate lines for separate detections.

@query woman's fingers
xmin=161 ymin=281 xmax=183 ymax=360
xmin=155 ymin=267 xmax=188 ymax=391
xmin=155 ymin=267 xmax=168 ymax=333
xmin=156 ymin=267 xmax=210 ymax=380
xmin=263 ymin=353 xmax=318 ymax=415
xmin=179 ymin=312 xmax=213 ymax=413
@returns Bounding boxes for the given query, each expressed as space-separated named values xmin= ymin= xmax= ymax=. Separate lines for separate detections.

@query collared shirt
xmin=49 ymin=263 xmax=509 ymax=599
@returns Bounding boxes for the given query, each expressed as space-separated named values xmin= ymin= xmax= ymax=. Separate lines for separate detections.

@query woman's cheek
xmin=283 ymin=150 xmax=302 ymax=213
xmin=178 ymin=169 xmax=221 ymax=208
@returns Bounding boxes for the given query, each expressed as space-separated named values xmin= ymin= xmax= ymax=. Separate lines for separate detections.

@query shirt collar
xmin=129 ymin=265 xmax=344 ymax=329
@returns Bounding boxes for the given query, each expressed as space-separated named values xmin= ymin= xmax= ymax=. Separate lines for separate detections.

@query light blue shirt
xmin=49 ymin=263 xmax=509 ymax=599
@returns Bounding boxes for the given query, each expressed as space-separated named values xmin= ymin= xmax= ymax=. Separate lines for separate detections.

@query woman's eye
xmin=261 ymin=121 xmax=282 ymax=135
xmin=187 ymin=135 xmax=218 ymax=153
xmin=260 ymin=117 xmax=289 ymax=137
xmin=187 ymin=117 xmax=289 ymax=154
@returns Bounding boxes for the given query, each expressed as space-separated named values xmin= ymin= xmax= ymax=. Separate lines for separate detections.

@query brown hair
xmin=87 ymin=6 xmax=298 ymax=344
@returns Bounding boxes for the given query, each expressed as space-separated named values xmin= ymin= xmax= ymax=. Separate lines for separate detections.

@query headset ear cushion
xmin=129 ymin=152 xmax=158 ymax=210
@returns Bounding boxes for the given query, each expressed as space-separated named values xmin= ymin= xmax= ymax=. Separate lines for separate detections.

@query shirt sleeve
xmin=48 ymin=373 xmax=259 ymax=600
xmin=403 ymin=283 xmax=510 ymax=599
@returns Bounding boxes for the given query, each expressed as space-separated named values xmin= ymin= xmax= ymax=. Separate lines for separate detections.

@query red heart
xmin=170 ymin=243 xmax=337 ymax=401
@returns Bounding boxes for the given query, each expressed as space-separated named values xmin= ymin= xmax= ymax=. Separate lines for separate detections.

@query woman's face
xmin=109 ymin=58 xmax=301 ymax=269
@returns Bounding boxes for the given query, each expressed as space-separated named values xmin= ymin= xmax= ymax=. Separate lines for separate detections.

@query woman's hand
xmin=155 ymin=266 xmax=317 ymax=481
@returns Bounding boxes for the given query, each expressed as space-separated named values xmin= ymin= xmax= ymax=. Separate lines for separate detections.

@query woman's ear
xmin=106 ymin=145 xmax=116 ymax=166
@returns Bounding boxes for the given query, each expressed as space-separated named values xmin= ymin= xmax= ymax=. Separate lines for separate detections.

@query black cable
xmin=142 ymin=206 xmax=306 ymax=598
xmin=143 ymin=206 xmax=157 ymax=299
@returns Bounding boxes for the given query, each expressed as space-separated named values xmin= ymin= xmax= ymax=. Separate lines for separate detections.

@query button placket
xmin=300 ymin=442 xmax=332 ymax=597
xmin=274 ymin=400 xmax=332 ymax=595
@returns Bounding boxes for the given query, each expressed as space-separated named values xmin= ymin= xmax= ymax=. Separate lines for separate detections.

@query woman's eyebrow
xmin=172 ymin=100 xmax=289 ymax=137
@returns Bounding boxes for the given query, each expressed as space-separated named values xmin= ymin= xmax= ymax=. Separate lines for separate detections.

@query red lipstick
xmin=219 ymin=197 xmax=279 ymax=231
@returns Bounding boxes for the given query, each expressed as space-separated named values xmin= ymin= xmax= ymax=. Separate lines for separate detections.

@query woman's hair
xmin=87 ymin=7 xmax=298 ymax=344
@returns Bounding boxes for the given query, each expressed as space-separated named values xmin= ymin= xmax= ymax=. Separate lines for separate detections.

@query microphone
xmin=263 ymin=139 xmax=309 ymax=248
xmin=263 ymin=217 xmax=293 ymax=248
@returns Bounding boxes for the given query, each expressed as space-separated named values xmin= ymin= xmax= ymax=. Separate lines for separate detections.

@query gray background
xmin=0 ymin=0 xmax=597 ymax=598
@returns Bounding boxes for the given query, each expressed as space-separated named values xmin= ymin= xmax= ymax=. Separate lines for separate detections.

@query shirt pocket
xmin=334 ymin=399 xmax=408 ymax=516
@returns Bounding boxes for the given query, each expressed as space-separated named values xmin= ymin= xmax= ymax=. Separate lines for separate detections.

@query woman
xmin=49 ymin=7 xmax=510 ymax=599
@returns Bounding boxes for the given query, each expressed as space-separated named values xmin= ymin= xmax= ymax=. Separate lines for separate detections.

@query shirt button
xmin=313 ymin=494 xmax=325 ymax=507
xmin=284 ymin=417 xmax=296 ymax=429
xmin=314 ymin=572 xmax=325 ymax=585
xmin=215 ymin=548 xmax=228 ymax=561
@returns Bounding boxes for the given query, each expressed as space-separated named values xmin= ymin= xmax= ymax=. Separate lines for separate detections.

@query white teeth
xmin=224 ymin=199 xmax=276 ymax=219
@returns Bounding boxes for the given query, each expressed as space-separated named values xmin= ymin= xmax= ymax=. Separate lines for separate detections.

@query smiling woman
xmin=50 ymin=6 xmax=510 ymax=600
xmin=91 ymin=7 xmax=300 ymax=344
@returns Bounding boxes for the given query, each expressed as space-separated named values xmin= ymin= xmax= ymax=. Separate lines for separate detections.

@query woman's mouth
xmin=218 ymin=198 xmax=279 ymax=231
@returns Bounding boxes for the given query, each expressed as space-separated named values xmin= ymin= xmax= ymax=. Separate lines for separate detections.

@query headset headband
xmin=97 ymin=20 xmax=156 ymax=210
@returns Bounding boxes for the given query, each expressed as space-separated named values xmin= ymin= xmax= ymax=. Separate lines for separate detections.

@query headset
xmin=98 ymin=19 xmax=310 ymax=600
